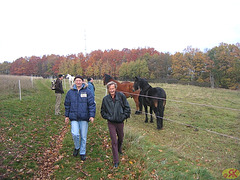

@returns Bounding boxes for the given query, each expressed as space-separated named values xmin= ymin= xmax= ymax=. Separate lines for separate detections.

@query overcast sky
xmin=0 ymin=0 xmax=239 ymax=63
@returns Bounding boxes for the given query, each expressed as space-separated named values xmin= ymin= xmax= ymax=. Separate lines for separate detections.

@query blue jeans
xmin=71 ymin=120 xmax=89 ymax=155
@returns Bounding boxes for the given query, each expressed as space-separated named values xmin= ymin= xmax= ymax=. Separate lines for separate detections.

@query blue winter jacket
xmin=87 ymin=82 xmax=95 ymax=97
xmin=64 ymin=83 xmax=96 ymax=121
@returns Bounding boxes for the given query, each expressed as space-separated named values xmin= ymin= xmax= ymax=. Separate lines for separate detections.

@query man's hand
xmin=89 ymin=117 xmax=94 ymax=123
xmin=65 ymin=117 xmax=69 ymax=124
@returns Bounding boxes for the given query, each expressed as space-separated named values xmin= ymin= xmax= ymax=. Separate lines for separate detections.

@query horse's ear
xmin=135 ymin=76 xmax=138 ymax=80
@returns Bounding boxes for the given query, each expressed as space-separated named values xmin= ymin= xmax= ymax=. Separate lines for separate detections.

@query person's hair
xmin=58 ymin=74 xmax=63 ymax=78
xmin=106 ymin=81 xmax=117 ymax=89
xmin=87 ymin=78 xmax=92 ymax=82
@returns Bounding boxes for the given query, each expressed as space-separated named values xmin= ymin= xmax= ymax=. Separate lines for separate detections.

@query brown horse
xmin=103 ymin=74 xmax=141 ymax=114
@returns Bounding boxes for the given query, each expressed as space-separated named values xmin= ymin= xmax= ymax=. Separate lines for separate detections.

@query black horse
xmin=134 ymin=77 xmax=166 ymax=130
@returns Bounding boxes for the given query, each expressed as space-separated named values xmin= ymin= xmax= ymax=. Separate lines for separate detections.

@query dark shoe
xmin=114 ymin=163 xmax=119 ymax=168
xmin=80 ymin=155 xmax=86 ymax=161
xmin=73 ymin=148 xmax=79 ymax=157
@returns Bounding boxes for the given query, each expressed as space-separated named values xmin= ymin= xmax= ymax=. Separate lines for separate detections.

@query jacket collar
xmin=72 ymin=82 xmax=88 ymax=90
xmin=108 ymin=91 xmax=121 ymax=100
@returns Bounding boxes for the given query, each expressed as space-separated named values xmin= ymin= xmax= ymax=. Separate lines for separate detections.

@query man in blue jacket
xmin=64 ymin=75 xmax=96 ymax=161
xmin=87 ymin=77 xmax=95 ymax=97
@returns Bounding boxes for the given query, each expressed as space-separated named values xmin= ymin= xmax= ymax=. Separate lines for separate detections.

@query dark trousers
xmin=107 ymin=121 xmax=124 ymax=164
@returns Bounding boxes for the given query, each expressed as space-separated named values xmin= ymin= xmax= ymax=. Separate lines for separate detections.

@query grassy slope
xmin=0 ymin=79 xmax=239 ymax=179
xmin=0 ymin=79 xmax=66 ymax=179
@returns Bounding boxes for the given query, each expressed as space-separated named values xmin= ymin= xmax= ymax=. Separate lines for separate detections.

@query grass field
xmin=0 ymin=76 xmax=239 ymax=179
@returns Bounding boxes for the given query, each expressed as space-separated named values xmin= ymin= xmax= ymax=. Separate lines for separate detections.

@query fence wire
xmin=97 ymin=87 xmax=240 ymax=141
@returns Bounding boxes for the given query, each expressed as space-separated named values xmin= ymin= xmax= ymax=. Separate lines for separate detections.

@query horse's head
xmin=65 ymin=74 xmax=70 ymax=79
xmin=134 ymin=76 xmax=150 ymax=91
xmin=134 ymin=76 xmax=140 ymax=91
xmin=103 ymin=74 xmax=112 ymax=85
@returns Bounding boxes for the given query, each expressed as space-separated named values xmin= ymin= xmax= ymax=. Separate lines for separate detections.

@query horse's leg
xmin=160 ymin=103 xmax=165 ymax=129
xmin=133 ymin=94 xmax=140 ymax=114
xmin=150 ymin=106 xmax=153 ymax=123
xmin=153 ymin=107 xmax=160 ymax=129
xmin=136 ymin=90 xmax=144 ymax=115
xmin=144 ymin=104 xmax=148 ymax=123
xmin=156 ymin=101 xmax=164 ymax=130
xmin=135 ymin=94 xmax=142 ymax=115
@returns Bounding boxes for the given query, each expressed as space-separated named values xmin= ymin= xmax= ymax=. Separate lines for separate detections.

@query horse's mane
xmin=104 ymin=74 xmax=133 ymax=86
xmin=121 ymin=81 xmax=132 ymax=84
xmin=138 ymin=77 xmax=152 ymax=92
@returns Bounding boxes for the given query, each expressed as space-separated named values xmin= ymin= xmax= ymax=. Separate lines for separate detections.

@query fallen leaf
xmin=54 ymin=165 xmax=60 ymax=169
xmin=107 ymin=174 xmax=113 ymax=178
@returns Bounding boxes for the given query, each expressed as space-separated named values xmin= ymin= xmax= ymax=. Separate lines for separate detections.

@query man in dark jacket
xmin=101 ymin=81 xmax=131 ymax=168
xmin=55 ymin=74 xmax=64 ymax=115
xmin=64 ymin=75 xmax=96 ymax=161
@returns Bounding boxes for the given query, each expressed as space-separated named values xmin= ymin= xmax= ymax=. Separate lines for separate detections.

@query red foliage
xmin=9 ymin=48 xmax=160 ymax=77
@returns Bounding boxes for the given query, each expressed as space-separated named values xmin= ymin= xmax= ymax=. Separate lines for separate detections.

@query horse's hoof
xmin=157 ymin=127 xmax=163 ymax=130
xmin=135 ymin=111 xmax=141 ymax=115
xmin=145 ymin=121 xmax=148 ymax=123
xmin=150 ymin=121 xmax=153 ymax=123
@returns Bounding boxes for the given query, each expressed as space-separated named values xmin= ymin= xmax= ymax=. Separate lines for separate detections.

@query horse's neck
xmin=111 ymin=79 xmax=121 ymax=86
xmin=141 ymin=84 xmax=151 ymax=93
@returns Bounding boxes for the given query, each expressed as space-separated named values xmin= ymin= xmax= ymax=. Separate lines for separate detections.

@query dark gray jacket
xmin=101 ymin=92 xmax=131 ymax=123
xmin=55 ymin=78 xmax=64 ymax=94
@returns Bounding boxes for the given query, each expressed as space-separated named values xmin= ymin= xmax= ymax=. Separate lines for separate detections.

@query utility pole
xmin=84 ymin=29 xmax=87 ymax=56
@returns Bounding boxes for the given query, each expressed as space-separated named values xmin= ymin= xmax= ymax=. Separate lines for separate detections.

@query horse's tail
xmin=156 ymin=89 xmax=166 ymax=129
xmin=157 ymin=88 xmax=166 ymax=117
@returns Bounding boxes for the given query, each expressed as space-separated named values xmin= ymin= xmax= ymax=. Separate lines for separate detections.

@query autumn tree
xmin=58 ymin=58 xmax=68 ymax=75
xmin=118 ymin=62 xmax=129 ymax=80
xmin=0 ymin=61 xmax=11 ymax=74
xmin=101 ymin=62 xmax=112 ymax=77
xmin=207 ymin=43 xmax=240 ymax=89
xmin=85 ymin=66 xmax=94 ymax=77
xmin=58 ymin=56 xmax=82 ymax=76
xmin=183 ymin=46 xmax=208 ymax=82
xmin=74 ymin=59 xmax=83 ymax=76
xmin=119 ymin=59 xmax=149 ymax=79
xmin=10 ymin=57 xmax=28 ymax=75
xmin=171 ymin=52 xmax=189 ymax=81
xmin=92 ymin=63 xmax=100 ymax=78
xmin=192 ymin=51 xmax=208 ymax=82
xmin=147 ymin=53 xmax=171 ymax=79
xmin=5 ymin=44 xmax=239 ymax=89
xmin=26 ymin=56 xmax=41 ymax=76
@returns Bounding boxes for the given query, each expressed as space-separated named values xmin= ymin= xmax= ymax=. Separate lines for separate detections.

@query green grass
xmin=0 ymin=78 xmax=239 ymax=179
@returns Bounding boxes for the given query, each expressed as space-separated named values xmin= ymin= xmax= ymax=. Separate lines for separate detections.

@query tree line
xmin=0 ymin=42 xmax=239 ymax=89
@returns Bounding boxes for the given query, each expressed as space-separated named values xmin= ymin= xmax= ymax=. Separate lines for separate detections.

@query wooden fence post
xmin=19 ymin=80 xmax=22 ymax=100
